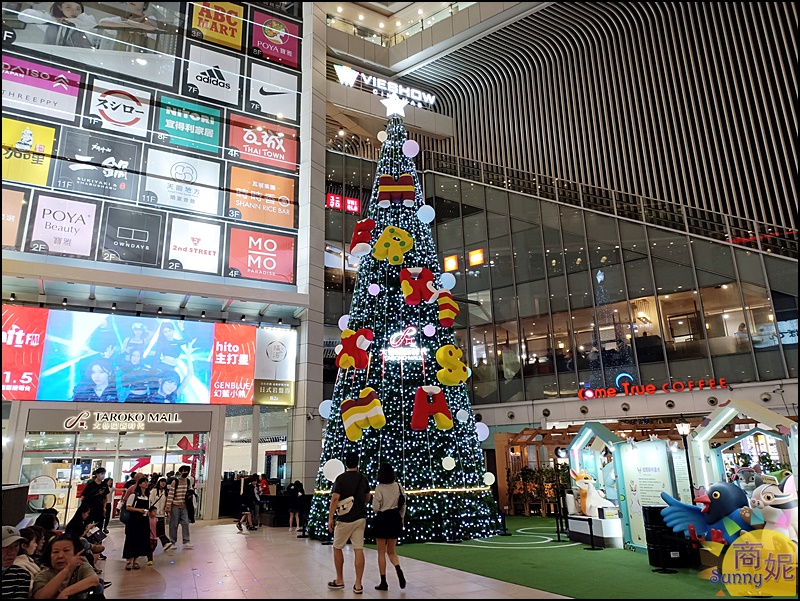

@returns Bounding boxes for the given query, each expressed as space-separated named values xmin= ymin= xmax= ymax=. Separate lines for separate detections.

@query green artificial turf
xmin=386 ymin=516 xmax=726 ymax=599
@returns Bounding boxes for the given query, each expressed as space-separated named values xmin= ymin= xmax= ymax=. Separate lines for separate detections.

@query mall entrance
xmin=20 ymin=407 xmax=212 ymax=525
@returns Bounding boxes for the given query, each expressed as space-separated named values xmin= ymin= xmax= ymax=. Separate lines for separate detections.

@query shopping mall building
xmin=1 ymin=2 xmax=796 ymax=522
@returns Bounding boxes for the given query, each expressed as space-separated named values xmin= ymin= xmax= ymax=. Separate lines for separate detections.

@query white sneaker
xmin=183 ymin=542 xmax=193 ymax=549
xmin=164 ymin=542 xmax=174 ymax=552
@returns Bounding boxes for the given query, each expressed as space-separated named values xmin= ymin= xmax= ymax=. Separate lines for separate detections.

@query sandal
xmin=327 ymin=581 xmax=344 ymax=590
xmin=353 ymin=585 xmax=363 ymax=594
xmin=125 ymin=563 xmax=132 ymax=571
xmin=133 ymin=563 xmax=141 ymax=570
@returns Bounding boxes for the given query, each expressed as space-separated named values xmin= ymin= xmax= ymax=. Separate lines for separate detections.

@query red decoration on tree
xmin=411 ymin=385 xmax=453 ymax=430
xmin=377 ymin=173 xmax=416 ymax=208
xmin=349 ymin=218 xmax=376 ymax=256
xmin=436 ymin=290 xmax=460 ymax=327
xmin=399 ymin=267 xmax=437 ymax=305
xmin=335 ymin=328 xmax=374 ymax=369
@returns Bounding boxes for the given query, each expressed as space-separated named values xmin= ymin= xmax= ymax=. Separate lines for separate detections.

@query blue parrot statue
xmin=660 ymin=482 xmax=752 ymax=544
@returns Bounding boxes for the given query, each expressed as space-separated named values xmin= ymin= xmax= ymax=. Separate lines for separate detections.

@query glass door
xmin=165 ymin=432 xmax=207 ymax=518
xmin=20 ymin=432 xmax=79 ymax=525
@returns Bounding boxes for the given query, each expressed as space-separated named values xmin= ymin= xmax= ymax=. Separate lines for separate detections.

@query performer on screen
xmin=72 ymin=357 xmax=119 ymax=402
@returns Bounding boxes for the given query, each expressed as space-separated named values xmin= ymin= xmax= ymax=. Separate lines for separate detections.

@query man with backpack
xmin=165 ymin=465 xmax=195 ymax=550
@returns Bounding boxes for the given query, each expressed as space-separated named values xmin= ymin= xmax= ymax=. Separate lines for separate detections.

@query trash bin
xmin=643 ymin=505 xmax=698 ymax=569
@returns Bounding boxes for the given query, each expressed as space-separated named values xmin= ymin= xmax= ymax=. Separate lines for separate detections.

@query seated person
xmin=19 ymin=2 xmax=97 ymax=48
xmin=31 ymin=534 xmax=99 ymax=599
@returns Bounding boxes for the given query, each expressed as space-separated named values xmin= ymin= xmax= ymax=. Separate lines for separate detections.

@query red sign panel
xmin=326 ymin=193 xmax=361 ymax=214
xmin=1 ymin=305 xmax=50 ymax=400
xmin=227 ymin=113 xmax=299 ymax=173
xmin=227 ymin=226 xmax=296 ymax=283
xmin=210 ymin=323 xmax=256 ymax=404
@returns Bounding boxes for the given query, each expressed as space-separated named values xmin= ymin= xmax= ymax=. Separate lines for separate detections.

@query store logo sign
xmin=334 ymin=64 xmax=436 ymax=108
xmin=2 ymin=324 xmax=41 ymax=348
xmin=64 ymin=411 xmax=91 ymax=430
xmin=578 ymin=374 xmax=729 ymax=400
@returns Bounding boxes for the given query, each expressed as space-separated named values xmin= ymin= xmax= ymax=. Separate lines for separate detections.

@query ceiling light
xmin=337 ymin=6 xmax=342 ymax=12
xmin=111 ymin=302 xmax=116 ymax=311
xmin=241 ymin=314 xmax=246 ymax=322
xmin=358 ymin=14 xmax=364 ymax=20
xmin=9 ymin=293 xmax=15 ymax=302
xmin=379 ymin=22 xmax=384 ymax=28
xmin=396 ymin=20 xmax=401 ymax=26
xmin=157 ymin=307 xmax=163 ymax=315
xmin=338 ymin=129 xmax=345 ymax=136
xmin=418 ymin=8 xmax=423 ymax=15
xmin=278 ymin=318 xmax=283 ymax=325
xmin=62 ymin=298 xmax=67 ymax=306
xmin=201 ymin=311 xmax=206 ymax=318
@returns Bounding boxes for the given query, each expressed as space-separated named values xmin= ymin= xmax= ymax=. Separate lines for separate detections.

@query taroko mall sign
xmin=333 ymin=64 xmax=436 ymax=109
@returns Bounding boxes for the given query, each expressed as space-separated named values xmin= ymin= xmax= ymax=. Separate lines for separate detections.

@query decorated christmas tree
xmin=308 ymin=94 xmax=499 ymax=543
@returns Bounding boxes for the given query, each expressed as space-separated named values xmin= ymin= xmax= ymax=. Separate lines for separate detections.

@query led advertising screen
xmin=1 ymin=307 xmax=294 ymax=405
xmin=1 ymin=305 xmax=49 ymax=400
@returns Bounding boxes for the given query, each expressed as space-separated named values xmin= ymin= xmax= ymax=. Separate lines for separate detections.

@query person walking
xmin=287 ymin=480 xmax=305 ymax=532
xmin=165 ymin=465 xmax=194 ymax=549
xmin=80 ymin=468 xmax=109 ymax=534
xmin=371 ymin=463 xmax=406 ymax=591
xmin=123 ymin=477 xmax=150 ymax=570
xmin=327 ymin=451 xmax=370 ymax=594
xmin=236 ymin=474 xmax=258 ymax=532
xmin=101 ymin=478 xmax=114 ymax=534
xmin=149 ymin=477 xmax=172 ymax=552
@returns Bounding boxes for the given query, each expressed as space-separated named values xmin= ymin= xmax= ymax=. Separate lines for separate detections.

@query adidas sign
xmin=196 ymin=65 xmax=230 ymax=89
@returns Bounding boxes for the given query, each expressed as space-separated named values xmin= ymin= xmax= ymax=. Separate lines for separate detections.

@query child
xmin=147 ymin=508 xmax=157 ymax=566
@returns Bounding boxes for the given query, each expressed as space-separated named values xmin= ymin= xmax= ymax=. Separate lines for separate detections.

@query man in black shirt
xmin=81 ymin=468 xmax=109 ymax=531
xmin=327 ymin=451 xmax=370 ymax=593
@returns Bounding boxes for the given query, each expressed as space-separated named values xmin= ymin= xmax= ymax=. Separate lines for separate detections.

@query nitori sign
xmin=334 ymin=64 xmax=436 ymax=109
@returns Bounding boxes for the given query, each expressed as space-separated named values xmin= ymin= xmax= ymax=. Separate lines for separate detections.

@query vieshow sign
xmin=333 ymin=64 xmax=436 ymax=109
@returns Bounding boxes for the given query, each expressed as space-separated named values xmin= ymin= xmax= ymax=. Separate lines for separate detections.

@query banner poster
xmin=246 ymin=61 xmax=299 ymax=123
xmin=2 ymin=187 xmax=30 ymax=250
xmin=253 ymin=327 xmax=296 ymax=405
xmin=154 ymin=94 xmax=222 ymax=156
xmin=183 ymin=43 xmax=242 ymax=108
xmin=166 ymin=216 xmax=222 ymax=274
xmin=54 ymin=128 xmax=141 ymax=201
xmin=227 ymin=112 xmax=299 ymax=173
xmin=618 ymin=440 xmax=672 ymax=547
xmin=36 ymin=312 xmax=214 ymax=404
xmin=226 ymin=225 xmax=296 ymax=283
xmin=210 ymin=323 xmax=256 ymax=404
xmin=249 ymin=9 xmax=300 ymax=69
xmin=189 ymin=1 xmax=245 ymax=51
xmin=141 ymin=147 xmax=222 ymax=216
xmin=84 ymin=77 xmax=152 ymax=139
xmin=1 ymin=116 xmax=57 ymax=187
xmin=2 ymin=54 xmax=83 ymax=124
xmin=27 ymin=193 xmax=100 ymax=259
xmin=226 ymin=165 xmax=296 ymax=229
xmin=100 ymin=205 xmax=164 ymax=267
xmin=1 ymin=305 xmax=50 ymax=401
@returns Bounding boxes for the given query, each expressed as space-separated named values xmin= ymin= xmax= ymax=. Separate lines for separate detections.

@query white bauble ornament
xmin=402 ymin=140 xmax=420 ymax=158
xmin=368 ymin=284 xmax=380 ymax=296
xmin=456 ymin=409 xmax=469 ymax=423
xmin=417 ymin=205 xmax=435 ymax=224
xmin=338 ymin=314 xmax=349 ymax=331
xmin=377 ymin=131 xmax=387 ymax=143
xmin=323 ymin=459 xmax=345 ymax=482
xmin=423 ymin=324 xmax=436 ymax=337
xmin=440 ymin=273 xmax=456 ymax=290
xmin=442 ymin=456 xmax=456 ymax=471
xmin=318 ymin=400 xmax=332 ymax=419
xmin=483 ymin=472 xmax=496 ymax=486
xmin=475 ymin=422 xmax=490 ymax=441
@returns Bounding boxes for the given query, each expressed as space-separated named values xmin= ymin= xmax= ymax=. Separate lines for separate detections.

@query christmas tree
xmin=308 ymin=94 xmax=499 ymax=543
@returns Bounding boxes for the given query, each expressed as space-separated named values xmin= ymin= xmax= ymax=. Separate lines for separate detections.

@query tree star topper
xmin=381 ymin=92 xmax=409 ymax=117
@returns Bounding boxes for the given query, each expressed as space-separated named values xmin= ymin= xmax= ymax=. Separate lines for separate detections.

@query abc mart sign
xmin=334 ymin=64 xmax=436 ymax=109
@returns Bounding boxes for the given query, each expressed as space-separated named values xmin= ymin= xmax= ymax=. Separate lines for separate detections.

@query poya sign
xmin=333 ymin=64 xmax=436 ymax=109
xmin=578 ymin=373 xmax=729 ymax=400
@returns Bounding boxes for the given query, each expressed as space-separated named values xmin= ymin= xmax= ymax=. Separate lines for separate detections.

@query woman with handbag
xmin=122 ymin=477 xmax=150 ymax=570
xmin=371 ymin=463 xmax=406 ymax=591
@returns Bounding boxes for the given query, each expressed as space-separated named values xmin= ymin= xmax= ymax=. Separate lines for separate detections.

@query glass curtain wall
xmin=324 ymin=152 xmax=798 ymax=404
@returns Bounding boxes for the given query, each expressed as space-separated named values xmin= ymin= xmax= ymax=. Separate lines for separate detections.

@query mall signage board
xmin=26 ymin=408 xmax=213 ymax=433
xmin=1 ymin=305 xmax=296 ymax=406
xmin=578 ymin=375 xmax=729 ymax=400
xmin=333 ymin=63 xmax=436 ymax=109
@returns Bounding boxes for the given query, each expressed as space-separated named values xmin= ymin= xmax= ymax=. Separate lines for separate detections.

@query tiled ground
xmin=100 ymin=519 xmax=568 ymax=599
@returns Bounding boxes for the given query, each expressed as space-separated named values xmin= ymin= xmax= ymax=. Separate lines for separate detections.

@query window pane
xmin=470 ymin=325 xmax=498 ymax=405
xmin=488 ymin=232 xmax=514 ymax=288
xmin=647 ymin=227 xmax=692 ymax=266
xmin=625 ymin=253 xmax=654 ymax=297
xmin=434 ymin=175 xmax=461 ymax=202
xmin=512 ymin=223 xmax=545 ymax=284
xmin=497 ymin=321 xmax=523 ymax=403
xmin=487 ymin=187 xmax=510 ymax=215
xmin=493 ymin=285 xmax=517 ymax=323
xmin=517 ymin=280 xmax=550 ymax=318
xmin=509 ymin=193 xmax=538 ymax=223
xmin=659 ymin=290 xmax=708 ymax=361
xmin=462 ymin=181 xmax=485 ymax=209
xmin=520 ymin=316 xmax=556 ymax=400
xmin=467 ymin=289 xmax=493 ymax=326
xmin=629 ymin=295 xmax=666 ymax=364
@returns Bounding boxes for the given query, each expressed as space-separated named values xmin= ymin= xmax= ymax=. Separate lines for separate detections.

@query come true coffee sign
xmin=578 ymin=374 xmax=729 ymax=400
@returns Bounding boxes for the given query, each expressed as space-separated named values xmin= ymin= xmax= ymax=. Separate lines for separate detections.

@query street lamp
xmin=675 ymin=417 xmax=695 ymax=503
